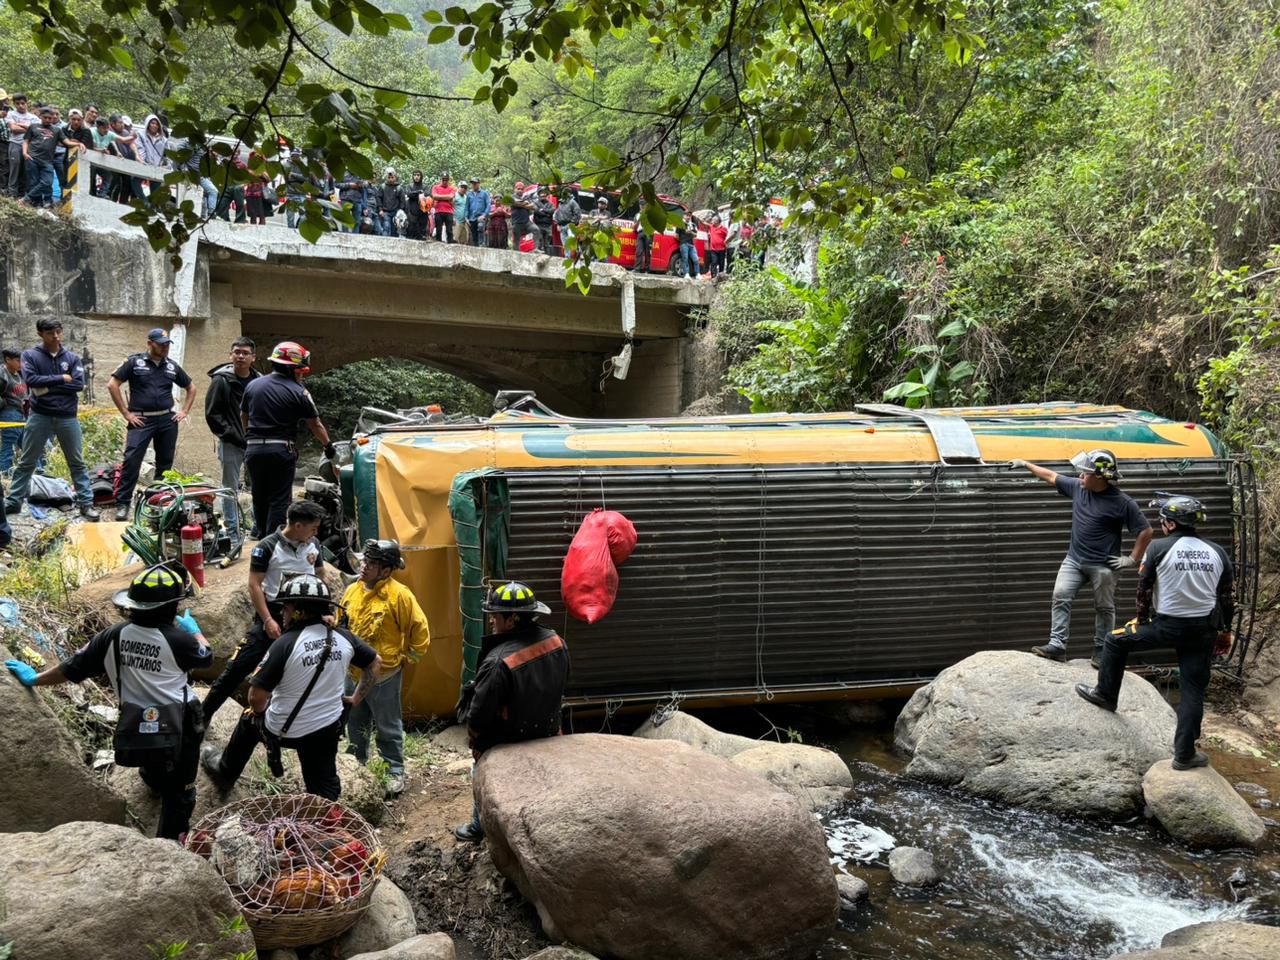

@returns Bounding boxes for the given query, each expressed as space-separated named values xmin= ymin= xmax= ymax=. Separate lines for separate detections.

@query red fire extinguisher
xmin=180 ymin=522 xmax=206 ymax=587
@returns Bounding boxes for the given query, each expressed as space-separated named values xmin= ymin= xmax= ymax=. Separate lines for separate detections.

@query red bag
xmin=561 ymin=509 xmax=638 ymax=624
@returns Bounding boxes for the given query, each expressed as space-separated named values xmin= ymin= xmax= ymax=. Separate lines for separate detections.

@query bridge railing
xmin=61 ymin=147 xmax=197 ymax=214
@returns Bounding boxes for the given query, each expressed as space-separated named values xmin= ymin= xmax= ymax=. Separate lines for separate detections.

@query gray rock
xmin=0 ymin=820 xmax=256 ymax=960
xmin=1 ymin=672 xmax=127 ymax=832
xmin=431 ymin=724 xmax=471 ymax=754
xmin=835 ymin=873 xmax=870 ymax=905
xmin=888 ymin=847 xmax=939 ymax=886
xmin=1110 ymin=920 xmax=1280 ymax=958
xmin=476 ymin=733 xmax=838 ymax=960
xmin=265 ymin=951 xmax=300 ymax=960
xmin=334 ymin=878 xmax=419 ymax=958
xmin=1142 ymin=761 xmax=1267 ymax=849
xmin=524 ymin=950 xmax=601 ymax=960
xmin=896 ymin=650 xmax=1175 ymax=820
xmin=727 ymin=742 xmax=853 ymax=812
xmin=347 ymin=934 xmax=457 ymax=960
xmin=1234 ymin=781 xmax=1268 ymax=798
xmin=635 ymin=710 xmax=854 ymax=813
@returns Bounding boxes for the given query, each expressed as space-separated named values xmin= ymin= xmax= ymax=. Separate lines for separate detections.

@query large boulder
xmin=333 ymin=878 xmax=418 ymax=958
xmin=887 ymin=847 xmax=939 ymax=886
xmin=1 ymin=673 xmax=127 ymax=832
xmin=895 ymin=650 xmax=1175 ymax=819
xmin=0 ymin=820 xmax=256 ymax=960
xmin=1141 ymin=761 xmax=1267 ymax=849
xmin=475 ymin=733 xmax=838 ymax=960
xmin=346 ymin=935 xmax=456 ymax=960
xmin=1110 ymin=920 xmax=1280 ymax=958
xmin=634 ymin=710 xmax=853 ymax=812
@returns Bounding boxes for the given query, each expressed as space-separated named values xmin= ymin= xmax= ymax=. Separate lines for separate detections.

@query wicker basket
xmin=186 ymin=793 xmax=386 ymax=949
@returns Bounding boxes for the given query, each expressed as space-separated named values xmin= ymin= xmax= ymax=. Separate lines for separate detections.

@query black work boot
xmin=453 ymin=821 xmax=484 ymax=843
xmin=1171 ymin=751 xmax=1210 ymax=771
xmin=200 ymin=745 xmax=229 ymax=784
xmin=1031 ymin=644 xmax=1067 ymax=662
xmin=1074 ymin=683 xmax=1117 ymax=712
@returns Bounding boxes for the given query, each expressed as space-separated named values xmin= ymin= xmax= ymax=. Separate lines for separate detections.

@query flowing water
xmin=816 ymin=724 xmax=1280 ymax=959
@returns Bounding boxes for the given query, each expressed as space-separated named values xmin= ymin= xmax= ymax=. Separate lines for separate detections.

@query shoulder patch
xmin=251 ymin=545 xmax=269 ymax=560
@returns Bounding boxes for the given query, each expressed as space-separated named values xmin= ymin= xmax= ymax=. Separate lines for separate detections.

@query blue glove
xmin=175 ymin=608 xmax=201 ymax=635
xmin=5 ymin=659 xmax=37 ymax=686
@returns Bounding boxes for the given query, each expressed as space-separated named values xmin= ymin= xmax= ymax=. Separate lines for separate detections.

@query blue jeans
xmin=217 ymin=440 xmax=245 ymax=537
xmin=199 ymin=177 xmax=218 ymax=217
xmin=0 ymin=414 xmax=23 ymax=473
xmin=4 ymin=411 xmax=93 ymax=510
xmin=345 ymin=670 xmax=405 ymax=778
xmin=23 ymin=159 xmax=56 ymax=207
xmin=1048 ymin=555 xmax=1116 ymax=650
xmin=286 ymin=196 xmax=303 ymax=228
xmin=680 ymin=242 xmax=698 ymax=277
xmin=469 ymin=220 xmax=485 ymax=245
xmin=116 ymin=414 xmax=178 ymax=507
xmin=342 ymin=200 xmax=364 ymax=233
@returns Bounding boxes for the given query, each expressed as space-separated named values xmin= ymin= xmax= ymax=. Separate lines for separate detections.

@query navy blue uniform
xmin=240 ymin=372 xmax=320 ymax=537
xmin=112 ymin=353 xmax=193 ymax=510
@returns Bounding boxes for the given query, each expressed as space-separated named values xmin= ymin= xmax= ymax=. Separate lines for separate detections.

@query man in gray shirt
xmin=1010 ymin=449 xmax=1152 ymax=666
xmin=5 ymin=93 xmax=35 ymax=198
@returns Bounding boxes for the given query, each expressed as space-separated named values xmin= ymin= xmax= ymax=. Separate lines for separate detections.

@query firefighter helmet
xmin=269 ymin=341 xmax=311 ymax=372
xmin=112 ymin=562 xmax=189 ymax=611
xmin=362 ymin=539 xmax=405 ymax=570
xmin=482 ymin=580 xmax=551 ymax=616
xmin=1151 ymin=493 xmax=1207 ymax=528
xmin=1070 ymin=448 xmax=1122 ymax=482
xmin=276 ymin=574 xmax=337 ymax=607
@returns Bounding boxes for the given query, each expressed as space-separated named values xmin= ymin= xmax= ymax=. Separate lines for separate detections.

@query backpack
xmin=90 ymin=462 xmax=122 ymax=505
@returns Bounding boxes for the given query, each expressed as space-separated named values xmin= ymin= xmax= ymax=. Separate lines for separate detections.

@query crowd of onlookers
xmin=3 ymin=88 xmax=779 ymax=277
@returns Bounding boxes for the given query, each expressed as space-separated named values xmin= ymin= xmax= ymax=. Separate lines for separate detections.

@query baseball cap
xmin=384 ymin=166 xmax=396 ymax=176
xmin=147 ymin=327 xmax=173 ymax=345
xmin=597 ymin=196 xmax=608 ymax=205
xmin=470 ymin=176 xmax=480 ymax=183
xmin=0 ymin=90 xmax=8 ymax=102
xmin=120 ymin=115 xmax=133 ymax=127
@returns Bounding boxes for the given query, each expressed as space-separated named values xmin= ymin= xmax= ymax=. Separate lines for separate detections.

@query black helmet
xmin=112 ymin=562 xmax=188 ymax=611
xmin=1150 ymin=492 xmax=1206 ymax=528
xmin=276 ymin=574 xmax=337 ymax=607
xmin=362 ymin=539 xmax=405 ymax=570
xmin=1070 ymin=448 xmax=1121 ymax=482
xmin=482 ymin=580 xmax=550 ymax=616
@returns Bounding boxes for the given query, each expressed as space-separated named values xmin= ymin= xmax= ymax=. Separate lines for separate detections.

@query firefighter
xmin=201 ymin=499 xmax=326 ymax=722
xmin=340 ymin=539 xmax=430 ymax=797
xmin=239 ymin=340 xmax=336 ymax=538
xmin=5 ymin=563 xmax=211 ymax=840
xmin=1010 ymin=449 xmax=1152 ymax=666
xmin=1076 ymin=495 xmax=1234 ymax=770
xmin=453 ymin=580 xmax=569 ymax=842
xmin=202 ymin=575 xmax=381 ymax=800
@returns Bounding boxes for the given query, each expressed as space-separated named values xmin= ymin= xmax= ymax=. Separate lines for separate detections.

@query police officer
xmin=201 ymin=499 xmax=326 ymax=721
xmin=240 ymin=341 xmax=336 ymax=538
xmin=1010 ymin=449 xmax=1152 ymax=666
xmin=107 ymin=328 xmax=198 ymax=521
xmin=202 ymin=575 xmax=381 ymax=800
xmin=5 ymin=563 xmax=211 ymax=840
xmin=453 ymin=580 xmax=569 ymax=842
xmin=1076 ymin=495 xmax=1234 ymax=770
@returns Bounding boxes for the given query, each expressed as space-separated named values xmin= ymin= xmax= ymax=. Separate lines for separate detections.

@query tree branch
xmin=796 ymin=0 xmax=871 ymax=181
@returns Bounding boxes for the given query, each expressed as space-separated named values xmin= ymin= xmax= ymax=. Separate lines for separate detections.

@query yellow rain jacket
xmin=341 ymin=577 xmax=430 ymax=676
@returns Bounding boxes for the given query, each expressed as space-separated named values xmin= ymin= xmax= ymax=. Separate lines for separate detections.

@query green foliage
xmin=306 ymin=358 xmax=491 ymax=440
xmin=44 ymin=413 xmax=124 ymax=482
xmin=148 ymin=941 xmax=188 ymax=959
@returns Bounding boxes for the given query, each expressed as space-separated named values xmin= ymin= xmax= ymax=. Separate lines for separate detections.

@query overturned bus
xmin=343 ymin=399 xmax=1258 ymax=720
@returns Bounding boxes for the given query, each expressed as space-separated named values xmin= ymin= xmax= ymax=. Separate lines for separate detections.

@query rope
xmin=650 ymin=690 xmax=686 ymax=726
xmin=852 ymin=463 xmax=943 ymax=533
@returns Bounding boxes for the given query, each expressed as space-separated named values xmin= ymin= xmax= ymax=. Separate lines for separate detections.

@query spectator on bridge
xmin=0 ymin=349 xmax=29 ymax=475
xmin=336 ymin=175 xmax=366 ymax=233
xmin=532 ymin=186 xmax=555 ymax=254
xmin=205 ymin=336 xmax=259 ymax=542
xmin=487 ymin=198 xmax=509 ymax=249
xmin=676 ymin=212 xmax=699 ymax=278
xmin=107 ymin=115 xmax=145 ymax=206
xmin=4 ymin=318 xmax=100 ymax=521
xmin=403 ymin=170 xmax=429 ymax=240
xmin=242 ymin=151 xmax=268 ymax=225
xmin=376 ymin=168 xmax=405 ymax=237
xmin=554 ymin=187 xmax=582 ymax=256
xmin=61 ymin=109 xmax=93 ymax=193
xmin=708 ymin=215 xmax=729 ymax=279
xmin=21 ymin=106 xmax=73 ymax=208
xmin=465 ymin=177 xmax=490 ymax=247
xmin=455 ymin=181 xmax=471 ymax=245
xmin=137 ymin=114 xmax=170 ymax=205
xmin=632 ymin=201 xmax=654 ymax=273
xmin=0 ymin=92 xmax=9 ymax=194
xmin=107 ymin=328 xmax=198 ymax=522
xmin=5 ymin=93 xmax=35 ymax=199
xmin=510 ymin=181 xmax=534 ymax=251
xmin=174 ymin=140 xmax=219 ymax=218
xmin=431 ymin=172 xmax=456 ymax=242
xmin=283 ymin=149 xmax=310 ymax=229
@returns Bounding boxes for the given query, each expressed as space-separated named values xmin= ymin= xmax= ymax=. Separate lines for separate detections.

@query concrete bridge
xmin=0 ymin=152 xmax=713 ymax=477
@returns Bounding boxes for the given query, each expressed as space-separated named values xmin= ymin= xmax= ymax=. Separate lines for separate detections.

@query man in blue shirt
xmin=107 ymin=328 xmax=198 ymax=521
xmin=1011 ymin=449 xmax=1152 ymax=666
xmin=3 ymin=318 xmax=99 ymax=521
xmin=465 ymin=177 xmax=491 ymax=247
xmin=240 ymin=341 xmax=336 ymax=538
